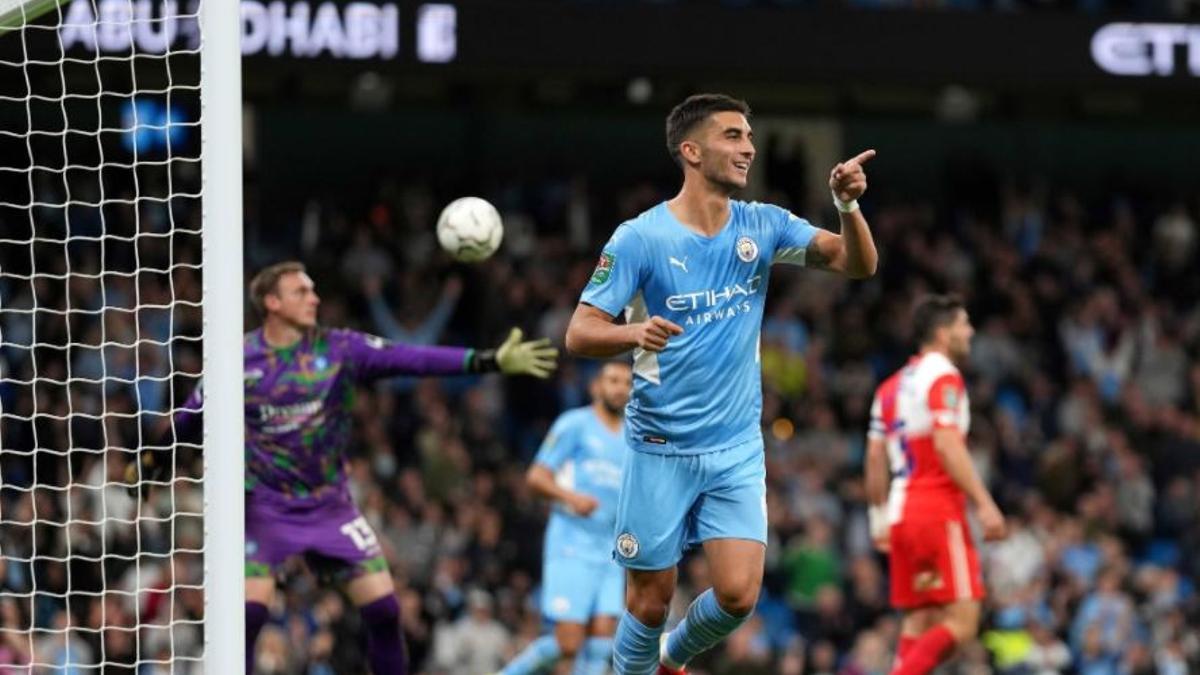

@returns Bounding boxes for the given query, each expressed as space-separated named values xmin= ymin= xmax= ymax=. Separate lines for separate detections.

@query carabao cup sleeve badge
xmin=591 ymin=251 xmax=615 ymax=284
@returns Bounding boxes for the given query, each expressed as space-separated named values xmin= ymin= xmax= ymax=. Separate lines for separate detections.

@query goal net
xmin=0 ymin=0 xmax=242 ymax=671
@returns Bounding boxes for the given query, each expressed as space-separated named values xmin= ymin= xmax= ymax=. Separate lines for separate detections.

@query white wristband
xmin=868 ymin=504 xmax=888 ymax=540
xmin=833 ymin=192 xmax=859 ymax=213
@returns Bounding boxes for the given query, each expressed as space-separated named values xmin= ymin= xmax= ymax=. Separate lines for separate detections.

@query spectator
xmin=430 ymin=588 xmax=509 ymax=674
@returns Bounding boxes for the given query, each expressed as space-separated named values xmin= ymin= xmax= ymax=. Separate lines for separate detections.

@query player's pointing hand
xmin=632 ymin=315 xmax=683 ymax=353
xmin=496 ymin=327 xmax=559 ymax=379
xmin=830 ymin=149 xmax=876 ymax=204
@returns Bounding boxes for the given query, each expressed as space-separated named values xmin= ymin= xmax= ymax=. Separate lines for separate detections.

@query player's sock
xmin=612 ymin=611 xmax=664 ymax=675
xmin=890 ymin=626 xmax=955 ymax=675
xmin=245 ymin=601 xmax=269 ymax=674
xmin=501 ymin=635 xmax=562 ymax=675
xmin=360 ymin=595 xmax=406 ymax=675
xmin=571 ymin=636 xmax=613 ymax=675
xmin=663 ymin=589 xmax=751 ymax=667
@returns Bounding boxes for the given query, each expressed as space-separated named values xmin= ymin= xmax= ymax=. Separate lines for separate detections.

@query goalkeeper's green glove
xmin=495 ymin=327 xmax=559 ymax=379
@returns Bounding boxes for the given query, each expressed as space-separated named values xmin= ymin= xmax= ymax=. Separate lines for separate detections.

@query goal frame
xmin=199 ymin=0 xmax=244 ymax=670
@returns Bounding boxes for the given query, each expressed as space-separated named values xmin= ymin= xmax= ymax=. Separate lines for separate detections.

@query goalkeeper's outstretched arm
xmin=344 ymin=327 xmax=558 ymax=380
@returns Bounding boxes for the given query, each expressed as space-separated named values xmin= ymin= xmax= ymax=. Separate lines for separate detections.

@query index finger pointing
xmin=850 ymin=149 xmax=876 ymax=165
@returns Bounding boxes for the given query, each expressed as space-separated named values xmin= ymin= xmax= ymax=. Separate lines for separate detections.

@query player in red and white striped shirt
xmin=865 ymin=295 xmax=1007 ymax=675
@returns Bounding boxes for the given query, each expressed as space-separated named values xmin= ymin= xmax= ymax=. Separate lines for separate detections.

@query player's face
xmin=692 ymin=112 xmax=755 ymax=192
xmin=268 ymin=272 xmax=320 ymax=328
xmin=946 ymin=309 xmax=974 ymax=362
xmin=594 ymin=363 xmax=633 ymax=416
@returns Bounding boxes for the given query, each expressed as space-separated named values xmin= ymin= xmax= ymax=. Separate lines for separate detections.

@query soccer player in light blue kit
xmin=564 ymin=94 xmax=879 ymax=674
xmin=500 ymin=361 xmax=633 ymax=675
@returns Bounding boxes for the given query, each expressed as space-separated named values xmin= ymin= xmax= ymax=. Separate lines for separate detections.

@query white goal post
xmin=0 ymin=0 xmax=243 ymax=670
xmin=200 ymin=0 xmax=244 ymax=670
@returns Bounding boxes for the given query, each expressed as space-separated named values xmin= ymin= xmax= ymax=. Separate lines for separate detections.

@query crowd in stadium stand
xmin=2 ymin=146 xmax=1200 ymax=675
xmin=0 ymin=187 xmax=207 ymax=673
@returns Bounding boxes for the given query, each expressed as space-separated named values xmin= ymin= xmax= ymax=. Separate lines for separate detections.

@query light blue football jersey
xmin=535 ymin=406 xmax=628 ymax=562
xmin=580 ymin=200 xmax=819 ymax=455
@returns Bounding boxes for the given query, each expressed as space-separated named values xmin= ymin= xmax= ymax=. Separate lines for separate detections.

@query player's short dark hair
xmin=595 ymin=358 xmax=633 ymax=377
xmin=912 ymin=294 xmax=965 ymax=347
xmin=665 ymin=93 xmax=751 ymax=167
xmin=249 ymin=261 xmax=306 ymax=317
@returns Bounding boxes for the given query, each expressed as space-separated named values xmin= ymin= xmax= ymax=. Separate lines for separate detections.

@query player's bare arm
xmin=565 ymin=303 xmax=683 ymax=358
xmin=864 ymin=436 xmax=891 ymax=551
xmin=805 ymin=149 xmax=879 ymax=278
xmin=865 ymin=437 xmax=890 ymax=506
xmin=931 ymin=427 xmax=1007 ymax=541
xmin=526 ymin=463 xmax=599 ymax=517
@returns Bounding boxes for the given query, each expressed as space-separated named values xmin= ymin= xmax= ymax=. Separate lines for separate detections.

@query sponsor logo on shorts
xmin=736 ymin=236 xmax=759 ymax=263
xmin=913 ymin=570 xmax=944 ymax=592
xmin=246 ymin=540 xmax=258 ymax=556
xmin=616 ymin=533 xmax=639 ymax=559
xmin=551 ymin=596 xmax=571 ymax=614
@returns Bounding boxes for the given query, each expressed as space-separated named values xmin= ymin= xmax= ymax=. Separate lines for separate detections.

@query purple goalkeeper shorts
xmin=245 ymin=490 xmax=387 ymax=580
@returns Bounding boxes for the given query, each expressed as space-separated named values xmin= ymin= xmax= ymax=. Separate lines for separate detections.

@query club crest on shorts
xmin=551 ymin=596 xmax=571 ymax=614
xmin=616 ymin=532 xmax=639 ymax=559
xmin=736 ymin=236 xmax=759 ymax=263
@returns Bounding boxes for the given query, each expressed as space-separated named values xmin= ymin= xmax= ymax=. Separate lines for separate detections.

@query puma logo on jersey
xmin=669 ymin=256 xmax=689 ymax=273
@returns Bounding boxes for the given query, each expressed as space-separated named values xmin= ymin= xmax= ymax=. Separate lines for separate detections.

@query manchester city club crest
xmin=616 ymin=532 xmax=639 ymax=559
xmin=736 ymin=236 xmax=759 ymax=263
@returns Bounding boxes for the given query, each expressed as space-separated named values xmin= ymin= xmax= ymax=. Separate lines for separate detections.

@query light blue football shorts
xmin=541 ymin=553 xmax=626 ymax=623
xmin=612 ymin=435 xmax=767 ymax=570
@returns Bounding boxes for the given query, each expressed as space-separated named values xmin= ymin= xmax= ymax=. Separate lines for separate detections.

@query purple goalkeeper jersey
xmin=177 ymin=327 xmax=472 ymax=503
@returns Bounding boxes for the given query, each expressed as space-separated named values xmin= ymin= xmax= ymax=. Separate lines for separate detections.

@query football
xmin=436 ymin=196 xmax=504 ymax=263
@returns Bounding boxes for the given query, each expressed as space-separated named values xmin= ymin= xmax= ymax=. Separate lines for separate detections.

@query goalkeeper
xmin=133 ymin=261 xmax=557 ymax=674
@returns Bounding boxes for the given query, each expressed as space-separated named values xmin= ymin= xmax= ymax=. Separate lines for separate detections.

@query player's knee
xmin=945 ymin=617 xmax=978 ymax=643
xmin=942 ymin=603 xmax=980 ymax=642
xmin=712 ymin=576 xmax=760 ymax=617
xmin=713 ymin=588 xmax=757 ymax=617
xmin=556 ymin=632 xmax=584 ymax=658
xmin=712 ymin=576 xmax=761 ymax=617
xmin=626 ymin=594 xmax=670 ymax=626
xmin=626 ymin=573 xmax=674 ymax=625
xmin=245 ymin=577 xmax=276 ymax=606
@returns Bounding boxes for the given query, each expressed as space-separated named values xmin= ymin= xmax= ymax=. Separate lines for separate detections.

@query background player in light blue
xmin=564 ymin=94 xmax=879 ymax=674
xmin=499 ymin=361 xmax=633 ymax=675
